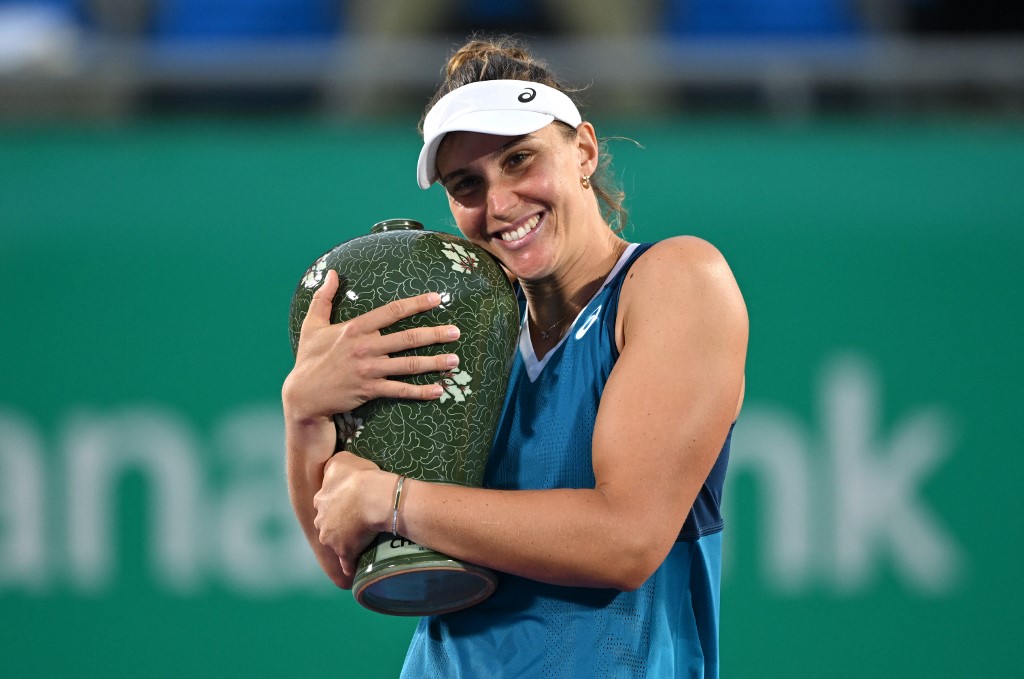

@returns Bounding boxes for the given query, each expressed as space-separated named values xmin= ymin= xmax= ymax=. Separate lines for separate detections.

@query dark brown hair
xmin=421 ymin=36 xmax=628 ymax=233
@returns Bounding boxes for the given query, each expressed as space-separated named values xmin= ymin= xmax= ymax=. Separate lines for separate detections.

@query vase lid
xmin=370 ymin=218 xmax=424 ymax=233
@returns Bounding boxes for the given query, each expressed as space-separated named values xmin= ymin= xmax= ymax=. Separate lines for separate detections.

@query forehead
xmin=435 ymin=123 xmax=566 ymax=175
xmin=436 ymin=131 xmax=525 ymax=172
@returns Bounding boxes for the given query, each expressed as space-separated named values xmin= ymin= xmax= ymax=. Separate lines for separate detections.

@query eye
xmin=505 ymin=151 xmax=530 ymax=169
xmin=446 ymin=175 xmax=480 ymax=198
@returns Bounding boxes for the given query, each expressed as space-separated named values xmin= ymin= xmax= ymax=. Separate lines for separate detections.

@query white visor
xmin=416 ymin=79 xmax=582 ymax=189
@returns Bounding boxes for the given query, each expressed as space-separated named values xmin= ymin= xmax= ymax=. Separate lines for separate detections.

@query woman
xmin=284 ymin=37 xmax=748 ymax=678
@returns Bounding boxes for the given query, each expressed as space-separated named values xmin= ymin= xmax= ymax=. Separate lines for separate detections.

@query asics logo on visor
xmin=518 ymin=88 xmax=537 ymax=103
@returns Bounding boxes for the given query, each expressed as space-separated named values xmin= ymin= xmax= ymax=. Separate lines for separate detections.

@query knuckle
xmin=386 ymin=299 xmax=406 ymax=317
xmin=348 ymin=347 xmax=365 ymax=363
xmin=336 ymin=321 xmax=356 ymax=340
xmin=349 ymin=341 xmax=370 ymax=361
xmin=352 ymin=363 xmax=373 ymax=382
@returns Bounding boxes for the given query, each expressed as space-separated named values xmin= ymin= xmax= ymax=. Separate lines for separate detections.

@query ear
xmin=575 ymin=122 xmax=600 ymax=178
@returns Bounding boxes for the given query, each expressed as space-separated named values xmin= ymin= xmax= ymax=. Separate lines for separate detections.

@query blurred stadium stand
xmin=0 ymin=0 xmax=1022 ymax=119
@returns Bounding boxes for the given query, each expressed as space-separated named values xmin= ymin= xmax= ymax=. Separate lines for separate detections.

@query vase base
xmin=354 ymin=560 xmax=497 ymax=616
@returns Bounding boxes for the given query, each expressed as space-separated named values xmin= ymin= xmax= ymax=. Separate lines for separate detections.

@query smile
xmin=500 ymin=214 xmax=541 ymax=243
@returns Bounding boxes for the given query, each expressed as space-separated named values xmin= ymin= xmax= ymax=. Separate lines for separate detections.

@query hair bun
xmin=445 ymin=37 xmax=534 ymax=79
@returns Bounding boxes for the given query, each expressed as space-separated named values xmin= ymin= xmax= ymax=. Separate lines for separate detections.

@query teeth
xmin=500 ymin=215 xmax=540 ymax=242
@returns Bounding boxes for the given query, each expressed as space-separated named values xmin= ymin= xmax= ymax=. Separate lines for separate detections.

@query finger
xmin=375 ymin=324 xmax=461 ymax=355
xmin=302 ymin=269 xmax=340 ymax=331
xmin=370 ymin=377 xmax=445 ymax=402
xmin=354 ymin=292 xmax=443 ymax=332
xmin=371 ymin=353 xmax=459 ymax=380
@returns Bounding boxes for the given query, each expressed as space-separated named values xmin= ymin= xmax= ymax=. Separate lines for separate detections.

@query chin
xmin=504 ymin=260 xmax=555 ymax=284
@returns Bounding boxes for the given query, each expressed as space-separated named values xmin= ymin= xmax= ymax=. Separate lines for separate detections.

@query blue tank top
xmin=401 ymin=243 xmax=732 ymax=678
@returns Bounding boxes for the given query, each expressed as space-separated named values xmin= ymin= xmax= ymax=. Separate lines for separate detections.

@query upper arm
xmin=591 ymin=237 xmax=748 ymax=551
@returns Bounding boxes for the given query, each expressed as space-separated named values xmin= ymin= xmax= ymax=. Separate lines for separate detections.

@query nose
xmin=486 ymin=179 xmax=518 ymax=221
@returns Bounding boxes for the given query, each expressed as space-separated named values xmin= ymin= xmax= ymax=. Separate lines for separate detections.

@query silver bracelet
xmin=391 ymin=475 xmax=406 ymax=537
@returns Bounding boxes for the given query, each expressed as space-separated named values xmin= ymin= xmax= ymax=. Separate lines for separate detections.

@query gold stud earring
xmin=581 ymin=175 xmax=591 ymax=190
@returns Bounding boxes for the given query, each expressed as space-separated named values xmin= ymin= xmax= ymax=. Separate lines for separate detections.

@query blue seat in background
xmin=148 ymin=0 xmax=342 ymax=42
xmin=0 ymin=0 xmax=343 ymax=40
xmin=665 ymin=0 xmax=863 ymax=37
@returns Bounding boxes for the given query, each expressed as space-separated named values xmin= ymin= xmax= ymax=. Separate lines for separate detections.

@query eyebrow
xmin=438 ymin=134 xmax=533 ymax=186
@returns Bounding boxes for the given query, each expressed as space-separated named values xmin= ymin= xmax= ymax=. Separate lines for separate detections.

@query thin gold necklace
xmin=532 ymin=302 xmax=583 ymax=340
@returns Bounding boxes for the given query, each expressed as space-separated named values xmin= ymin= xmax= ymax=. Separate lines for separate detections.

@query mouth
xmin=499 ymin=213 xmax=542 ymax=244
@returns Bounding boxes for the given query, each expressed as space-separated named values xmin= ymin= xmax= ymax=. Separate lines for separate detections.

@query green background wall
xmin=2 ymin=118 xmax=1022 ymax=677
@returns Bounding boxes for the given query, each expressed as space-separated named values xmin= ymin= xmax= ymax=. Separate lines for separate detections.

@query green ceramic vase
xmin=288 ymin=219 xmax=519 ymax=616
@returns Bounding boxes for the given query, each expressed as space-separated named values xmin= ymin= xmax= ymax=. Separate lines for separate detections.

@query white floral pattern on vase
xmin=301 ymin=256 xmax=328 ymax=288
xmin=439 ymin=367 xmax=473 ymax=404
xmin=333 ymin=412 xmax=365 ymax=447
xmin=441 ymin=241 xmax=480 ymax=274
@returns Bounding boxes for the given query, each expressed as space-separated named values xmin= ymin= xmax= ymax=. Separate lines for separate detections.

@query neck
xmin=522 ymin=230 xmax=628 ymax=339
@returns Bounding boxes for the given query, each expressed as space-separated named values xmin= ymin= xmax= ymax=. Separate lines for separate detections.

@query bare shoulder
xmin=622 ymin=236 xmax=744 ymax=309
xmin=629 ymin=235 xmax=730 ymax=279
xmin=617 ymin=236 xmax=747 ymax=346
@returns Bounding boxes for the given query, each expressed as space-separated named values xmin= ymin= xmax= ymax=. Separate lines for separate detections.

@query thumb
xmin=303 ymin=269 xmax=339 ymax=331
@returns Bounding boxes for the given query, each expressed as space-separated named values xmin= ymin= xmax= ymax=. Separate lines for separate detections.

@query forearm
xmin=284 ymin=412 xmax=351 ymax=588
xmin=396 ymin=480 xmax=672 ymax=591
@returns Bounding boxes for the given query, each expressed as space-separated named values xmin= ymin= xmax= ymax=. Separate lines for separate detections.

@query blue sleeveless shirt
xmin=401 ymin=243 xmax=732 ymax=678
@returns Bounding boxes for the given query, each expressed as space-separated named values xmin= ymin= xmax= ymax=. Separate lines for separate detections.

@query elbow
xmin=606 ymin=574 xmax=646 ymax=593
xmin=611 ymin=559 xmax=660 ymax=593
xmin=600 ymin=539 xmax=668 ymax=592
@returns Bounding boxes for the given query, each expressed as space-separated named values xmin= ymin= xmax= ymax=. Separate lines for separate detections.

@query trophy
xmin=289 ymin=219 xmax=519 ymax=615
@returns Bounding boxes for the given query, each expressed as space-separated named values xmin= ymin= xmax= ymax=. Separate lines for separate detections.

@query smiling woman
xmin=282 ymin=35 xmax=748 ymax=678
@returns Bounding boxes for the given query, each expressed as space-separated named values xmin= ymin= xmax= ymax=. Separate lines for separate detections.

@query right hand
xmin=282 ymin=269 xmax=461 ymax=423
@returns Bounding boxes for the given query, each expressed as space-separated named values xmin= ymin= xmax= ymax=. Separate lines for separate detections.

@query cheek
xmin=529 ymin=166 xmax=569 ymax=203
xmin=448 ymin=200 xmax=484 ymax=240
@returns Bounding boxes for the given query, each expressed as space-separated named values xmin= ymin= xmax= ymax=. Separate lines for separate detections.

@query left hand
xmin=313 ymin=452 xmax=393 ymax=578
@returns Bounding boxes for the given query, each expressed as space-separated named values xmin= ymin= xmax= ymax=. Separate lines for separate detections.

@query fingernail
xmin=430 ymin=384 xmax=444 ymax=398
xmin=448 ymin=326 xmax=461 ymax=339
xmin=426 ymin=293 xmax=441 ymax=305
xmin=446 ymin=354 xmax=459 ymax=367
